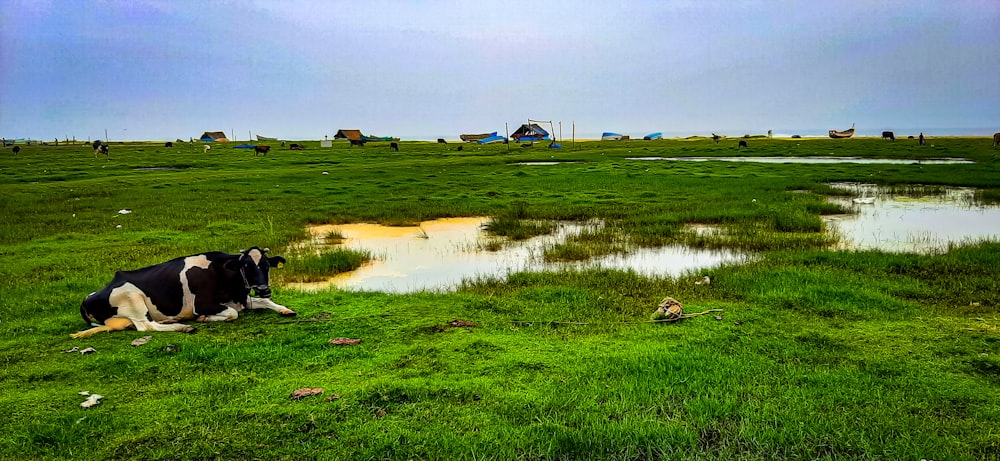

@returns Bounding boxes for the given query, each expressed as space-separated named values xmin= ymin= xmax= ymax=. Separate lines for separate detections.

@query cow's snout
xmin=253 ymin=285 xmax=272 ymax=298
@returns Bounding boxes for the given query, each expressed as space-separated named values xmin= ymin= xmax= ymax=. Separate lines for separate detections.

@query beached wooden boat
xmin=829 ymin=123 xmax=855 ymax=139
xmin=256 ymin=134 xmax=278 ymax=141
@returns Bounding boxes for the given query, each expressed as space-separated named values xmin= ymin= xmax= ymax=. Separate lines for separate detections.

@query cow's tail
xmin=71 ymin=317 xmax=135 ymax=339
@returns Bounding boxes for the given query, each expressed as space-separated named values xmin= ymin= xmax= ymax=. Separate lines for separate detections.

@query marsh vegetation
xmin=1 ymin=137 xmax=998 ymax=460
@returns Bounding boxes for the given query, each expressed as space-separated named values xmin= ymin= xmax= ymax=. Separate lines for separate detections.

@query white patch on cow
xmin=104 ymin=283 xmax=193 ymax=332
xmin=247 ymin=248 xmax=263 ymax=265
xmin=179 ymin=254 xmax=211 ymax=319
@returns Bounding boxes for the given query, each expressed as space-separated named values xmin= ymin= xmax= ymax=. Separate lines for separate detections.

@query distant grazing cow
xmin=71 ymin=247 xmax=294 ymax=338
xmin=165 ymin=141 xmax=173 ymax=147
xmin=437 ymin=138 xmax=447 ymax=144
xmin=11 ymin=146 xmax=20 ymax=155
xmin=993 ymin=132 xmax=1000 ymax=147
xmin=99 ymin=144 xmax=109 ymax=156
xmin=92 ymin=140 xmax=103 ymax=157
xmin=389 ymin=142 xmax=399 ymax=152
xmin=711 ymin=133 xmax=722 ymax=144
xmin=289 ymin=143 xmax=305 ymax=150
xmin=457 ymin=146 xmax=463 ymax=151
xmin=254 ymin=145 xmax=271 ymax=156
xmin=349 ymin=139 xmax=365 ymax=147
xmin=738 ymin=140 xmax=748 ymax=148
xmin=882 ymin=131 xmax=895 ymax=141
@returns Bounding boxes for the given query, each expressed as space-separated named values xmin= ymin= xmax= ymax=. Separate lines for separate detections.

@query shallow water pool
xmin=289 ymin=218 xmax=745 ymax=293
xmin=823 ymin=183 xmax=1000 ymax=253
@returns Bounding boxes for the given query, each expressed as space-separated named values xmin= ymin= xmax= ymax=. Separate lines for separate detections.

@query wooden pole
xmin=505 ymin=122 xmax=510 ymax=153
xmin=572 ymin=122 xmax=575 ymax=148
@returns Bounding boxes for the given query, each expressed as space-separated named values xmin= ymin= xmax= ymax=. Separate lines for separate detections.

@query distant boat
xmin=256 ymin=134 xmax=278 ymax=141
xmin=829 ymin=123 xmax=856 ymax=139
xmin=601 ymin=132 xmax=624 ymax=141
xmin=478 ymin=135 xmax=507 ymax=144
xmin=643 ymin=132 xmax=662 ymax=140
xmin=460 ymin=132 xmax=496 ymax=142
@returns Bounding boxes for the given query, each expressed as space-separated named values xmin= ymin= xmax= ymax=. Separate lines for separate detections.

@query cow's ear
xmin=268 ymin=256 xmax=286 ymax=268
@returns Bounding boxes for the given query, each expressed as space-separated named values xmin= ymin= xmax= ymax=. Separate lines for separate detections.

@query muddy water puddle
xmin=824 ymin=183 xmax=1000 ymax=253
xmin=289 ymin=217 xmax=745 ymax=293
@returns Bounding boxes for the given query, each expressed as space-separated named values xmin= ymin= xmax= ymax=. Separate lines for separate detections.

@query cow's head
xmin=226 ymin=247 xmax=285 ymax=298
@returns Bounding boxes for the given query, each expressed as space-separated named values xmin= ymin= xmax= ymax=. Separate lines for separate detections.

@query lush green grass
xmin=1 ymin=137 xmax=999 ymax=460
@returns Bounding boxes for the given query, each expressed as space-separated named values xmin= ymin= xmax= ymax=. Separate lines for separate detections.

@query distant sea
xmin=397 ymin=127 xmax=998 ymax=142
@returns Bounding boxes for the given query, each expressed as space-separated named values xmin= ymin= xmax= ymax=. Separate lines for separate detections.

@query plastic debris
xmin=79 ymin=347 xmax=96 ymax=354
xmin=117 ymin=209 xmax=132 ymax=214
xmin=651 ymin=297 xmax=684 ymax=321
xmin=329 ymin=338 xmax=361 ymax=346
xmin=130 ymin=336 xmax=152 ymax=347
xmin=290 ymin=388 xmax=324 ymax=400
xmin=81 ymin=394 xmax=103 ymax=408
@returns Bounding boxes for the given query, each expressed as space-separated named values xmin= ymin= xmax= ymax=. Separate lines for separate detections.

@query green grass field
xmin=1 ymin=137 xmax=998 ymax=460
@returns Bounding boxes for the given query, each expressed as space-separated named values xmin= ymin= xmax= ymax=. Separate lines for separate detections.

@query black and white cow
xmin=882 ymin=131 xmax=895 ymax=141
xmin=71 ymin=247 xmax=295 ymax=338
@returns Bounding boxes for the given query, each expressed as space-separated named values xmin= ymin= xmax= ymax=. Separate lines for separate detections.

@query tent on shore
xmin=199 ymin=131 xmax=229 ymax=142
xmin=511 ymin=124 xmax=550 ymax=142
xmin=334 ymin=129 xmax=364 ymax=141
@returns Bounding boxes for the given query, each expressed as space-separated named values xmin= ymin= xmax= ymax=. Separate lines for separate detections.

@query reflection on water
xmin=627 ymin=156 xmax=973 ymax=164
xmin=289 ymin=217 xmax=746 ymax=293
xmin=823 ymin=183 xmax=1000 ymax=253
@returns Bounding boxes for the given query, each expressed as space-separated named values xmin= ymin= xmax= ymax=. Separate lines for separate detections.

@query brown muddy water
xmin=824 ymin=183 xmax=1000 ymax=253
xmin=289 ymin=217 xmax=746 ymax=293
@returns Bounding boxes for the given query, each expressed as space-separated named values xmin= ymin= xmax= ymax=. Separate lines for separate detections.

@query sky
xmin=1 ymin=0 xmax=998 ymax=141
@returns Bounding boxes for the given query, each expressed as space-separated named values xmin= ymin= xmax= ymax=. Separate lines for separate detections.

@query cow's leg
xmin=196 ymin=306 xmax=240 ymax=323
xmin=130 ymin=318 xmax=196 ymax=333
xmin=247 ymin=297 xmax=297 ymax=316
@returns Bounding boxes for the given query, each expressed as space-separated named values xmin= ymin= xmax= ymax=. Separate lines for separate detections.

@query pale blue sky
xmin=1 ymin=0 xmax=998 ymax=141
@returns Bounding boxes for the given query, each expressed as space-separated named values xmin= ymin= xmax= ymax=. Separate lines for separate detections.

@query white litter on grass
xmin=117 ymin=209 xmax=132 ymax=214
xmin=322 ymin=171 xmax=329 ymax=175
xmin=115 ymin=224 xmax=122 ymax=229
xmin=80 ymin=347 xmax=96 ymax=354
xmin=80 ymin=394 xmax=103 ymax=408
